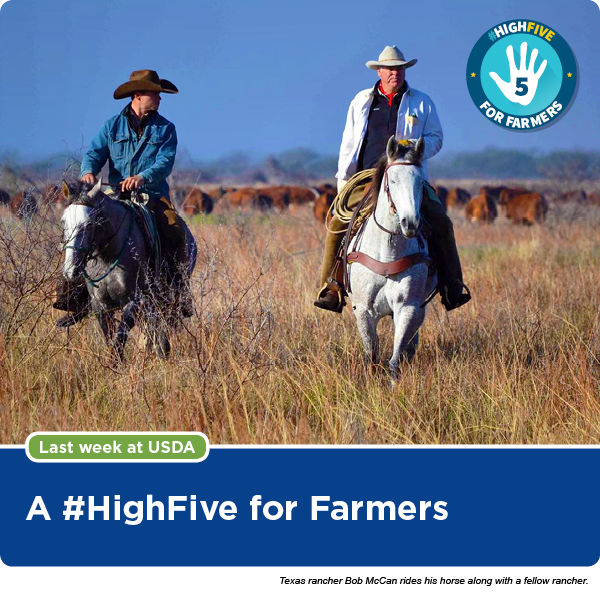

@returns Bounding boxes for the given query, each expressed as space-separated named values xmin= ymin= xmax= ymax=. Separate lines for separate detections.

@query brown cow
xmin=314 ymin=187 xmax=337 ymax=223
xmin=498 ymin=187 xmax=528 ymax=205
xmin=446 ymin=187 xmax=470 ymax=208
xmin=206 ymin=186 xmax=234 ymax=203
xmin=480 ymin=185 xmax=507 ymax=203
xmin=316 ymin=183 xmax=336 ymax=194
xmin=41 ymin=184 xmax=69 ymax=209
xmin=465 ymin=192 xmax=497 ymax=223
xmin=433 ymin=185 xmax=448 ymax=208
xmin=287 ymin=186 xmax=318 ymax=205
xmin=220 ymin=187 xmax=273 ymax=210
xmin=259 ymin=186 xmax=290 ymax=211
xmin=219 ymin=187 xmax=252 ymax=208
xmin=9 ymin=190 xmax=38 ymax=217
xmin=586 ymin=192 xmax=600 ymax=205
xmin=502 ymin=192 xmax=548 ymax=225
xmin=181 ymin=187 xmax=214 ymax=215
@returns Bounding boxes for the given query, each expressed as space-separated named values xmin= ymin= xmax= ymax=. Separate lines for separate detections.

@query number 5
xmin=515 ymin=77 xmax=528 ymax=97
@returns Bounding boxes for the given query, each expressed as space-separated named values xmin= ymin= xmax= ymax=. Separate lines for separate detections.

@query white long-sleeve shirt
xmin=336 ymin=82 xmax=443 ymax=187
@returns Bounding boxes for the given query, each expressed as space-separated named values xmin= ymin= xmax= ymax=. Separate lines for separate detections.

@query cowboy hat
xmin=366 ymin=46 xmax=417 ymax=70
xmin=113 ymin=70 xmax=179 ymax=100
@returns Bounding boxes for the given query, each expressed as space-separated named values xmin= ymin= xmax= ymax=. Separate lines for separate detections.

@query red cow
xmin=502 ymin=192 xmax=548 ymax=225
xmin=314 ymin=188 xmax=337 ymax=223
xmin=287 ymin=186 xmax=318 ymax=205
xmin=465 ymin=192 xmax=497 ymax=223
xmin=446 ymin=187 xmax=470 ymax=208
xmin=259 ymin=186 xmax=290 ymax=211
xmin=9 ymin=190 xmax=38 ymax=217
xmin=181 ymin=187 xmax=214 ymax=215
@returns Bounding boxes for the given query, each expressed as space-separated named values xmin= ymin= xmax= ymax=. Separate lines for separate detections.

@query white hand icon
xmin=489 ymin=42 xmax=547 ymax=106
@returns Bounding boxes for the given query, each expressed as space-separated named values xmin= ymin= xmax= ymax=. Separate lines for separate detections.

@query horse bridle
xmin=64 ymin=197 xmax=134 ymax=287
xmin=64 ymin=202 xmax=102 ymax=257
xmin=342 ymin=160 xmax=431 ymax=296
xmin=372 ymin=161 xmax=423 ymax=236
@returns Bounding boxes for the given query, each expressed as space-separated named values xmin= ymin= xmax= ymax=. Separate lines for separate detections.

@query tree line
xmin=2 ymin=147 xmax=600 ymax=185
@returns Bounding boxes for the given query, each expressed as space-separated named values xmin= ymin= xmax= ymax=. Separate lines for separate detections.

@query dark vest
xmin=357 ymin=82 xmax=406 ymax=172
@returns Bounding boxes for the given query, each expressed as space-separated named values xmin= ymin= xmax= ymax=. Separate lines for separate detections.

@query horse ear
xmin=386 ymin=136 xmax=398 ymax=162
xmin=414 ymin=136 xmax=425 ymax=161
xmin=87 ymin=178 xmax=102 ymax=198
xmin=61 ymin=180 xmax=71 ymax=200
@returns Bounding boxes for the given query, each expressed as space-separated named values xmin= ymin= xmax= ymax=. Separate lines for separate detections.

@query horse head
xmin=60 ymin=179 xmax=103 ymax=281
xmin=382 ymin=136 xmax=425 ymax=239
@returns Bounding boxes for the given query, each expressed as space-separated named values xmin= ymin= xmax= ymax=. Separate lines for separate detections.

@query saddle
xmin=334 ymin=174 xmax=434 ymax=297
xmin=105 ymin=188 xmax=162 ymax=281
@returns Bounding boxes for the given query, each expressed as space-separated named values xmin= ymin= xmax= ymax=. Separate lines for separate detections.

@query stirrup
xmin=441 ymin=280 xmax=472 ymax=312
xmin=314 ymin=280 xmax=346 ymax=313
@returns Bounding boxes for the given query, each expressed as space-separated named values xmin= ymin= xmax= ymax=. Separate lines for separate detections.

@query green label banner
xmin=26 ymin=432 xmax=209 ymax=463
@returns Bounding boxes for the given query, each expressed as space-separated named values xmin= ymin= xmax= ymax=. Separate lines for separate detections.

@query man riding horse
xmin=53 ymin=69 xmax=190 ymax=326
xmin=314 ymin=46 xmax=471 ymax=313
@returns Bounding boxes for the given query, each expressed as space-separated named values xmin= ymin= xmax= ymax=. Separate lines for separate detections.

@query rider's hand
xmin=121 ymin=175 xmax=144 ymax=191
xmin=489 ymin=42 xmax=547 ymax=107
xmin=81 ymin=173 xmax=96 ymax=185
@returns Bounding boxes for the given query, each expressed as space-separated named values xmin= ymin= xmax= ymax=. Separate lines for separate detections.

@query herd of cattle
xmin=1 ymin=182 xmax=599 ymax=226
xmin=173 ymin=183 xmax=600 ymax=226
xmin=436 ymin=185 xmax=600 ymax=225
xmin=0 ymin=183 xmax=336 ymax=221
xmin=437 ymin=185 xmax=552 ymax=225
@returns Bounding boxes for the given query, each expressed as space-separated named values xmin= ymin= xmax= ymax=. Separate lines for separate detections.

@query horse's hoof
xmin=155 ymin=332 xmax=171 ymax=359
xmin=56 ymin=311 xmax=88 ymax=328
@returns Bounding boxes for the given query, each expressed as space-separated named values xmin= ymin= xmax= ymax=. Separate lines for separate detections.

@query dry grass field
xmin=1 ymin=196 xmax=599 ymax=444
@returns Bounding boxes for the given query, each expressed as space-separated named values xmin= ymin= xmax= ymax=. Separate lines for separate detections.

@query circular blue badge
xmin=466 ymin=20 xmax=578 ymax=132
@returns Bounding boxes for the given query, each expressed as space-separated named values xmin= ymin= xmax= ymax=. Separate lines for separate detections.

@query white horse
xmin=348 ymin=137 xmax=437 ymax=377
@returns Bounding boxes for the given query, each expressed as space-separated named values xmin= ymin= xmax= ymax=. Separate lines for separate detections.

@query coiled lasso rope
xmin=325 ymin=168 xmax=376 ymax=235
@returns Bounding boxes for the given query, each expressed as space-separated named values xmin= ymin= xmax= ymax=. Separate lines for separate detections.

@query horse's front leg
xmin=389 ymin=303 xmax=425 ymax=378
xmin=353 ymin=304 xmax=380 ymax=368
xmin=97 ymin=311 xmax=119 ymax=357
xmin=114 ymin=300 xmax=140 ymax=361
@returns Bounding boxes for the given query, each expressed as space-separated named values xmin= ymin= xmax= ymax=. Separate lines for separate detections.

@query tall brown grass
xmin=1 ymin=200 xmax=599 ymax=444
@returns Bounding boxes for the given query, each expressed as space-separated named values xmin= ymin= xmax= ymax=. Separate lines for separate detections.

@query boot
xmin=428 ymin=232 xmax=471 ymax=311
xmin=440 ymin=279 xmax=471 ymax=311
xmin=422 ymin=183 xmax=471 ymax=311
xmin=313 ymin=181 xmax=370 ymax=313
xmin=314 ymin=229 xmax=346 ymax=313
xmin=314 ymin=277 xmax=346 ymax=313
xmin=52 ymin=278 xmax=90 ymax=326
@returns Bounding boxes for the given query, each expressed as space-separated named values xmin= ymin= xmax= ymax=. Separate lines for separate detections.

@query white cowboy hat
xmin=366 ymin=46 xmax=418 ymax=70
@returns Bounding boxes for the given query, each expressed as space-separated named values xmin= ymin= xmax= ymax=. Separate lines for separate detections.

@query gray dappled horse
xmin=61 ymin=179 xmax=197 ymax=360
xmin=348 ymin=137 xmax=437 ymax=378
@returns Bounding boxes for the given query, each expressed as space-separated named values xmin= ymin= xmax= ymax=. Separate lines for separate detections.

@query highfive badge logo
xmin=467 ymin=20 xmax=578 ymax=132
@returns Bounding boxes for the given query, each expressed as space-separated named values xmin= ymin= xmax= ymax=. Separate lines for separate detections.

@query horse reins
xmin=64 ymin=198 xmax=135 ymax=288
xmin=372 ymin=161 xmax=415 ymax=236
xmin=344 ymin=161 xmax=432 ymax=294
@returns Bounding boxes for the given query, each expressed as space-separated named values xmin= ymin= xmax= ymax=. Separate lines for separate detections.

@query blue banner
xmin=0 ymin=447 xmax=598 ymax=567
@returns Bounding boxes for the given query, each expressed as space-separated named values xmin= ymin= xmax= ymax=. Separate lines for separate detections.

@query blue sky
xmin=0 ymin=0 xmax=599 ymax=163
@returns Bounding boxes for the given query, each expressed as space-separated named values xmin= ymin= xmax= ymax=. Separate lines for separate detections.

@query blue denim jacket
xmin=81 ymin=105 xmax=177 ymax=198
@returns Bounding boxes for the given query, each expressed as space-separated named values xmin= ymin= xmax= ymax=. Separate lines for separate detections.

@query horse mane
xmin=64 ymin=181 xmax=111 ymax=208
xmin=369 ymin=142 xmax=422 ymax=201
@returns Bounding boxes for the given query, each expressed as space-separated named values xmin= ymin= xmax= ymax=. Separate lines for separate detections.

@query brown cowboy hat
xmin=113 ymin=70 xmax=179 ymax=100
